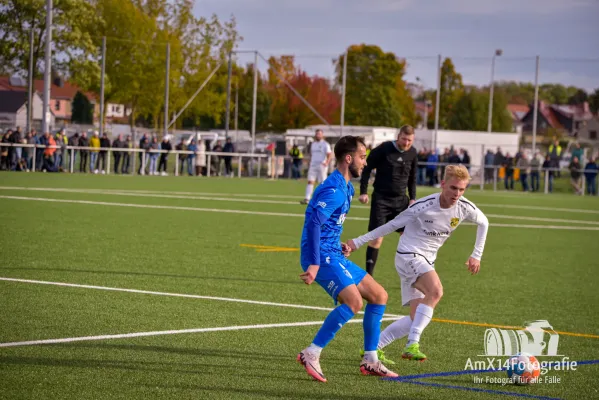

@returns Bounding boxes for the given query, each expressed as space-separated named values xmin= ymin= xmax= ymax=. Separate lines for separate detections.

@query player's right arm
xmin=359 ymin=144 xmax=383 ymax=203
xmin=300 ymin=187 xmax=344 ymax=284
xmin=348 ymin=206 xmax=417 ymax=250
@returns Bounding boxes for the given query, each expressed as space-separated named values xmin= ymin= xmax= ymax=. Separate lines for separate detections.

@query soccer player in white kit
xmin=300 ymin=129 xmax=332 ymax=205
xmin=347 ymin=164 xmax=489 ymax=362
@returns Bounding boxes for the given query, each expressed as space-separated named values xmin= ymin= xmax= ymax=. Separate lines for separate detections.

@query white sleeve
xmin=466 ymin=208 xmax=489 ymax=261
xmin=351 ymin=207 xmax=416 ymax=249
xmin=326 ymin=142 xmax=332 ymax=154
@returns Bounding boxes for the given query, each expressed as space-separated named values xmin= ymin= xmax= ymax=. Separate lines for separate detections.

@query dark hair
xmin=334 ymin=135 xmax=366 ymax=162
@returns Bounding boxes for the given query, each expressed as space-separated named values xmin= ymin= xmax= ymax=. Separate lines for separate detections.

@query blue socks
xmin=363 ymin=304 xmax=386 ymax=351
xmin=312 ymin=303 xmax=355 ymax=348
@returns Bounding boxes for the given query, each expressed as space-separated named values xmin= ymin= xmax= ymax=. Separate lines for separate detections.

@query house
xmin=506 ymin=104 xmax=529 ymax=133
xmin=520 ymin=100 xmax=594 ymax=138
xmin=0 ymin=90 xmax=54 ymax=131
xmin=0 ymin=75 xmax=130 ymax=125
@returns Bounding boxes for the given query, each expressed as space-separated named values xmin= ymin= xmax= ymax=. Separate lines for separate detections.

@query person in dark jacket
xmin=584 ymin=157 xmax=598 ymax=196
xmin=78 ymin=132 xmax=89 ymax=172
xmin=223 ymin=137 xmax=235 ymax=176
xmin=158 ymin=136 xmax=172 ymax=175
xmin=112 ymin=135 xmax=124 ymax=174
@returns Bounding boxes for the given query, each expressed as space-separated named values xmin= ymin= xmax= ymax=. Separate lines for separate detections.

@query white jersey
xmin=309 ymin=140 xmax=332 ymax=166
xmin=352 ymin=193 xmax=489 ymax=263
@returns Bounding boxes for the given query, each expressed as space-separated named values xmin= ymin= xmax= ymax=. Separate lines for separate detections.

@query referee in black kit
xmin=359 ymin=125 xmax=418 ymax=276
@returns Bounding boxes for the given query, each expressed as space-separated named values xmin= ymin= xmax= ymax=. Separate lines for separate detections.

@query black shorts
xmin=368 ymin=192 xmax=410 ymax=232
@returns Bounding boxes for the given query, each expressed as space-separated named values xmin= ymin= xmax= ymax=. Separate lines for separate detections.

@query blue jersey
xmin=300 ymin=170 xmax=354 ymax=267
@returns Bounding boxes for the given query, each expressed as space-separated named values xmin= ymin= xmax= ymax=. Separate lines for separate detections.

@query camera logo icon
xmin=484 ymin=320 xmax=560 ymax=356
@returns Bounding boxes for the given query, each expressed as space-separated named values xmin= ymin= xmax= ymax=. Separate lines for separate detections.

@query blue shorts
xmin=302 ymin=254 xmax=367 ymax=304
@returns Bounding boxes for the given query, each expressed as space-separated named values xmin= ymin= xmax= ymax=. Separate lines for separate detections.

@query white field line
xmin=1 ymin=186 xmax=598 ymax=225
xmin=0 ymin=277 xmax=352 ymax=313
xmin=2 ymin=195 xmax=599 ymax=231
xmin=2 ymin=186 xmax=599 ymax=216
xmin=0 ymin=317 xmax=400 ymax=348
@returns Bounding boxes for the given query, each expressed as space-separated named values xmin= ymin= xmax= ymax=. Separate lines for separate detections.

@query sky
xmin=196 ymin=0 xmax=599 ymax=92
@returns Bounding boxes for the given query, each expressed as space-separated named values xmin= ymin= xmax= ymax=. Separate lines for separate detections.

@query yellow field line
xmin=256 ymin=248 xmax=299 ymax=252
xmin=432 ymin=317 xmax=599 ymax=339
xmin=240 ymin=244 xmax=299 ymax=252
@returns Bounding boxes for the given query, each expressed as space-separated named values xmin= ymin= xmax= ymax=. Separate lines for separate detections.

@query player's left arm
xmin=465 ymin=206 xmax=489 ymax=275
xmin=408 ymin=152 xmax=418 ymax=204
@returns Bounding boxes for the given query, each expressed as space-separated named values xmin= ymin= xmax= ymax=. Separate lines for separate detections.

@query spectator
xmin=175 ymin=139 xmax=187 ymax=175
xmin=289 ymin=144 xmax=303 ymax=179
xmin=1 ymin=130 xmax=12 ymax=170
xmin=23 ymin=132 xmax=33 ymax=171
xmin=548 ymin=139 xmax=562 ymax=178
xmin=484 ymin=149 xmax=495 ymax=184
xmin=585 ymin=158 xmax=598 ymax=196
xmin=148 ymin=136 xmax=159 ymax=175
xmin=542 ymin=155 xmax=554 ymax=193
xmin=112 ymin=134 xmax=124 ymax=174
xmin=195 ymin=137 xmax=206 ymax=176
xmin=10 ymin=126 xmax=22 ymax=170
xmin=158 ymin=136 xmax=172 ymax=176
xmin=35 ymin=129 xmax=46 ymax=171
xmin=68 ymin=132 xmax=79 ymax=171
xmin=137 ymin=135 xmax=150 ymax=175
xmin=97 ymin=133 xmax=111 ymax=174
xmin=503 ymin=152 xmax=514 ymax=190
xmin=461 ymin=148 xmax=471 ymax=171
xmin=426 ymin=150 xmax=439 ymax=187
xmin=211 ymin=140 xmax=223 ymax=176
xmin=417 ymin=148 xmax=428 ymax=186
xmin=530 ymin=152 xmax=541 ymax=192
xmin=59 ymin=128 xmax=68 ymax=170
xmin=571 ymin=142 xmax=584 ymax=165
xmin=187 ymin=139 xmax=197 ymax=176
xmin=53 ymin=132 xmax=64 ymax=172
xmin=516 ymin=153 xmax=530 ymax=192
xmin=89 ymin=131 xmax=101 ymax=173
xmin=569 ymin=156 xmax=583 ymax=195
xmin=223 ymin=137 xmax=235 ymax=177
xmin=78 ymin=132 xmax=89 ymax=173
xmin=42 ymin=132 xmax=57 ymax=172
xmin=122 ymin=135 xmax=132 ymax=174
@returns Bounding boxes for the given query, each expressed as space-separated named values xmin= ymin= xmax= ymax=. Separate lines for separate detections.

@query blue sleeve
xmin=304 ymin=187 xmax=343 ymax=266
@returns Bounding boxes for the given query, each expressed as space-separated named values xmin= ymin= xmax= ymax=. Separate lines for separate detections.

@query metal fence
xmin=1 ymin=142 xmax=597 ymax=196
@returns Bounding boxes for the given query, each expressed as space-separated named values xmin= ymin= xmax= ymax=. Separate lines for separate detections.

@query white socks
xmin=407 ymin=303 xmax=434 ymax=345
xmin=305 ymin=183 xmax=314 ymax=201
xmin=308 ymin=343 xmax=322 ymax=355
xmin=362 ymin=350 xmax=378 ymax=363
xmin=378 ymin=316 xmax=412 ymax=349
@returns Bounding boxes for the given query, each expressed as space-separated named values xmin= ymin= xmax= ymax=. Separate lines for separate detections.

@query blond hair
xmin=398 ymin=125 xmax=414 ymax=136
xmin=444 ymin=164 xmax=471 ymax=181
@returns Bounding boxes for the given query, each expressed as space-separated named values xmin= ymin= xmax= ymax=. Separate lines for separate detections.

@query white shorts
xmin=307 ymin=164 xmax=328 ymax=183
xmin=395 ymin=252 xmax=435 ymax=307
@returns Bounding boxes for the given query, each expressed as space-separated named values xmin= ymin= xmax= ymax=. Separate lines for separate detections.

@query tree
xmin=334 ymin=44 xmax=414 ymax=128
xmin=71 ymin=91 xmax=94 ymax=124
xmin=234 ymin=63 xmax=271 ymax=131
xmin=589 ymin=88 xmax=599 ymax=114
xmin=567 ymin=89 xmax=589 ymax=105
xmin=438 ymin=57 xmax=464 ymax=129
xmin=449 ymin=88 xmax=512 ymax=132
xmin=265 ymin=55 xmax=341 ymax=131
xmin=0 ymin=0 xmax=99 ymax=79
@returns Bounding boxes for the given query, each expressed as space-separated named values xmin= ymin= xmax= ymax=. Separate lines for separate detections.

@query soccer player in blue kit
xmin=297 ymin=135 xmax=398 ymax=382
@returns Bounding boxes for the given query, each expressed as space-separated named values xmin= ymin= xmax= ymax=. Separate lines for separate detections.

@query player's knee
xmin=429 ymin=285 xmax=443 ymax=302
xmin=373 ymin=288 xmax=388 ymax=304
xmin=346 ymin=297 xmax=363 ymax=314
